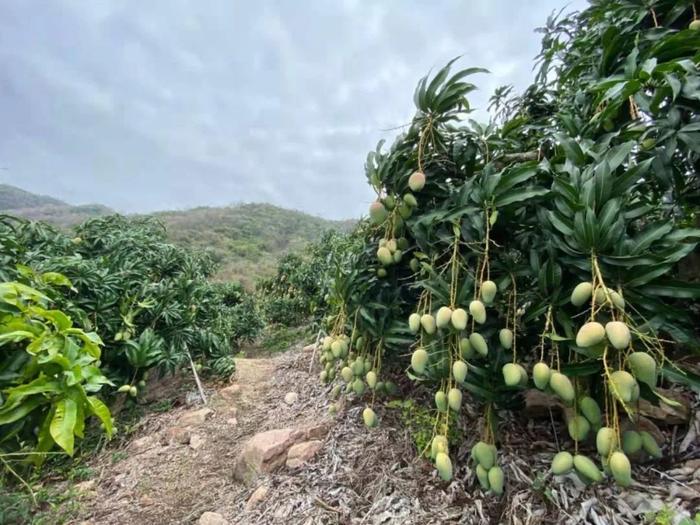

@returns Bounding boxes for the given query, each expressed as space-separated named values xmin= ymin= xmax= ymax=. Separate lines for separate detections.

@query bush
xmin=0 ymin=215 xmax=263 ymax=389
xmin=257 ymin=230 xmax=361 ymax=326
xmin=0 ymin=281 xmax=112 ymax=463
xmin=322 ymin=0 xmax=700 ymax=490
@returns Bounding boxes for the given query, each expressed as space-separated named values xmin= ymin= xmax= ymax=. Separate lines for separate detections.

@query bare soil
xmin=57 ymin=342 xmax=699 ymax=525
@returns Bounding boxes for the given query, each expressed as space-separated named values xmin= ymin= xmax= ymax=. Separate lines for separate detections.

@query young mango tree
xmin=320 ymin=0 xmax=700 ymax=492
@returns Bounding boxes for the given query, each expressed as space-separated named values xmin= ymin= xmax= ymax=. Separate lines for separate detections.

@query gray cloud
xmin=0 ymin=0 xmax=586 ymax=220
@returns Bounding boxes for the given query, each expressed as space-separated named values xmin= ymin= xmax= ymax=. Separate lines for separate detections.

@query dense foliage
xmin=0 ymin=214 xmax=262 ymax=389
xmin=0 ymin=281 xmax=113 ymax=462
xmin=323 ymin=0 xmax=700 ymax=492
xmin=257 ymin=230 xmax=362 ymax=326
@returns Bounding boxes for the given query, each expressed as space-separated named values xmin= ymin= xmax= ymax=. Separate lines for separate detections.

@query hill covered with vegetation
xmin=0 ymin=184 xmax=354 ymax=287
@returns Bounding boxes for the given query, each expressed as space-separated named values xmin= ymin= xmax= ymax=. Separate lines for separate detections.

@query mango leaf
xmin=50 ymin=397 xmax=78 ymax=456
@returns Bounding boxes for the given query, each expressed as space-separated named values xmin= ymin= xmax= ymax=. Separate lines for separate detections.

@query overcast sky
xmin=0 ymin=0 xmax=586 ymax=220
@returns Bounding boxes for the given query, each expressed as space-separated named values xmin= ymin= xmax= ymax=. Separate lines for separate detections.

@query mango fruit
xmin=436 ymin=306 xmax=453 ymax=329
xmin=502 ymin=363 xmax=522 ymax=387
xmin=579 ymin=396 xmax=602 ymax=427
xmin=447 ymin=388 xmax=462 ymax=411
xmin=571 ymin=282 xmax=593 ymax=307
xmin=498 ymin=328 xmax=513 ymax=349
xmin=627 ymin=351 xmax=657 ymax=387
xmin=596 ymin=427 xmax=615 ymax=457
xmin=420 ymin=314 xmax=436 ymax=335
xmin=369 ymin=201 xmax=388 ymax=224
xmin=573 ymin=454 xmax=603 ymax=482
xmin=533 ymin=362 xmax=551 ymax=390
xmin=568 ymin=415 xmax=591 ymax=441
xmin=551 ymin=451 xmax=574 ymax=475
xmin=609 ymin=451 xmax=632 ymax=487
xmin=451 ymin=308 xmax=468 ymax=331
xmin=488 ymin=466 xmax=504 ymax=495
xmin=576 ymin=321 xmax=606 ymax=347
xmin=480 ymin=280 xmax=497 ymax=304
xmin=452 ymin=360 xmax=468 ymax=383
xmin=469 ymin=332 xmax=488 ymax=356
xmin=605 ymin=321 xmax=631 ymax=350
xmin=408 ymin=313 xmax=421 ymax=333
xmin=411 ymin=348 xmax=429 ymax=374
xmin=363 ymin=407 xmax=378 ymax=428
xmin=408 ymin=171 xmax=426 ymax=191
xmin=549 ymin=372 xmax=575 ymax=403
xmin=622 ymin=430 xmax=642 ymax=454
xmin=469 ymin=300 xmax=487 ymax=324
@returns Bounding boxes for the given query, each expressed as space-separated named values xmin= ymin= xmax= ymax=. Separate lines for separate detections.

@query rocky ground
xmin=57 ymin=342 xmax=699 ymax=525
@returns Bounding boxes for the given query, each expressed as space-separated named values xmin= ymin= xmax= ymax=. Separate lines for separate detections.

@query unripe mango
xmin=408 ymin=171 xmax=426 ymax=191
xmin=576 ymin=321 xmax=606 ymax=347
xmin=579 ymin=396 xmax=602 ymax=427
xmin=498 ymin=328 xmax=513 ymax=349
xmin=622 ymin=430 xmax=642 ymax=454
xmin=383 ymin=195 xmax=396 ymax=211
xmin=596 ymin=427 xmax=615 ymax=457
xmin=568 ymin=415 xmax=591 ymax=441
xmin=377 ymin=268 xmax=387 ymax=278
xmin=609 ymin=451 xmax=632 ymax=487
xmin=377 ymin=247 xmax=393 ymax=266
xmin=480 ymin=280 xmax=497 ymax=304
xmin=611 ymin=290 xmax=625 ymax=310
xmin=502 ymin=363 xmax=522 ymax=387
xmin=420 ymin=314 xmax=436 ymax=335
xmin=469 ymin=300 xmax=487 ymax=324
xmin=363 ymin=407 xmax=378 ymax=428
xmin=436 ymin=306 xmax=453 ymax=329
xmin=459 ymin=337 xmax=474 ymax=359
xmin=409 ymin=258 xmax=420 ymax=272
xmin=392 ymin=250 xmax=403 ymax=263
xmin=447 ymin=388 xmax=462 ymax=411
xmin=610 ymin=370 xmax=637 ymax=404
xmin=331 ymin=340 xmax=344 ymax=358
xmin=435 ymin=391 xmax=448 ymax=412
xmin=408 ymin=313 xmax=421 ymax=333
xmin=431 ymin=435 xmax=449 ymax=458
xmin=411 ymin=348 xmax=429 ymax=374
xmin=476 ymin=464 xmax=490 ymax=489
xmin=627 ymin=351 xmax=657 ymax=387
xmin=605 ymin=321 xmax=631 ymax=350
xmin=366 ymin=371 xmax=378 ymax=389
xmin=469 ymin=332 xmax=488 ymax=356
xmin=573 ymin=454 xmax=603 ymax=482
xmin=640 ymin=431 xmax=662 ymax=458
xmin=451 ymin=308 xmax=468 ymax=331
xmin=551 ymin=451 xmax=574 ymax=475
xmin=452 ymin=360 xmax=468 ymax=383
xmin=353 ymin=378 xmax=365 ymax=395
xmin=397 ymin=237 xmax=409 ymax=251
xmin=472 ymin=441 xmax=495 ymax=469
xmin=549 ymin=372 xmax=575 ymax=403
xmin=571 ymin=282 xmax=593 ymax=307
xmin=398 ymin=203 xmax=413 ymax=219
xmin=341 ymin=366 xmax=353 ymax=383
xmin=403 ymin=193 xmax=418 ymax=208
xmin=488 ymin=466 xmax=504 ymax=495
xmin=533 ymin=362 xmax=551 ymax=390
xmin=436 ymin=453 xmax=454 ymax=482
xmin=322 ymin=336 xmax=333 ymax=351
xmin=369 ymin=201 xmax=388 ymax=224
xmin=690 ymin=19 xmax=700 ymax=30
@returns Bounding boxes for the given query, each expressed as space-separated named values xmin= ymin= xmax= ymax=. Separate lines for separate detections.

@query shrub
xmin=322 ymin=0 xmax=700 ymax=490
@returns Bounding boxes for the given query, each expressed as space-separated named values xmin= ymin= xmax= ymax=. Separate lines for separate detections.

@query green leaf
xmin=50 ymin=397 xmax=78 ymax=456
xmin=87 ymin=396 xmax=113 ymax=438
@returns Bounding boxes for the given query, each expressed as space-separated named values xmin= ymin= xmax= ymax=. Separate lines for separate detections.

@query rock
xmin=286 ymin=440 xmax=323 ymax=468
xmin=227 ymin=417 xmax=238 ymax=427
xmin=302 ymin=343 xmax=317 ymax=353
xmin=284 ymin=392 xmax=298 ymax=405
xmin=524 ymin=389 xmax=564 ymax=418
xmin=198 ymin=512 xmax=229 ymax=525
xmin=244 ymin=484 xmax=269 ymax=511
xmin=638 ymin=389 xmax=690 ymax=424
xmin=139 ymin=495 xmax=155 ymax=506
xmin=130 ymin=435 xmax=154 ymax=452
xmin=233 ymin=428 xmax=296 ymax=483
xmin=220 ymin=385 xmax=241 ymax=401
xmin=178 ymin=407 xmax=214 ymax=426
xmin=296 ymin=422 xmax=331 ymax=441
xmin=190 ymin=434 xmax=205 ymax=450
xmin=163 ymin=426 xmax=192 ymax=445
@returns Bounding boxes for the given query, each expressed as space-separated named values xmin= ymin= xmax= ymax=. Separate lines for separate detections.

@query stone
xmin=130 ymin=435 xmax=154 ymax=452
xmin=162 ymin=426 xmax=191 ymax=445
xmin=286 ymin=440 xmax=323 ymax=468
xmin=178 ymin=407 xmax=214 ymax=427
xmin=302 ymin=343 xmax=317 ymax=353
xmin=226 ymin=417 xmax=238 ymax=427
xmin=198 ymin=512 xmax=229 ymax=525
xmin=284 ymin=392 xmax=298 ymax=405
xmin=190 ymin=434 xmax=205 ymax=450
xmin=139 ymin=495 xmax=155 ymax=506
xmin=244 ymin=485 xmax=269 ymax=511
xmin=220 ymin=385 xmax=241 ymax=401
xmin=233 ymin=428 xmax=296 ymax=483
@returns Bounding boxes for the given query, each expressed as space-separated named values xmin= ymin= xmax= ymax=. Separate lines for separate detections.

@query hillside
xmin=155 ymin=203 xmax=352 ymax=287
xmin=0 ymin=184 xmax=353 ymax=287
xmin=0 ymin=184 xmax=114 ymax=227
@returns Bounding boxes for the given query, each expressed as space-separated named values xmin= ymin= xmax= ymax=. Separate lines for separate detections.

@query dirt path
xmin=64 ymin=343 xmax=699 ymax=525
